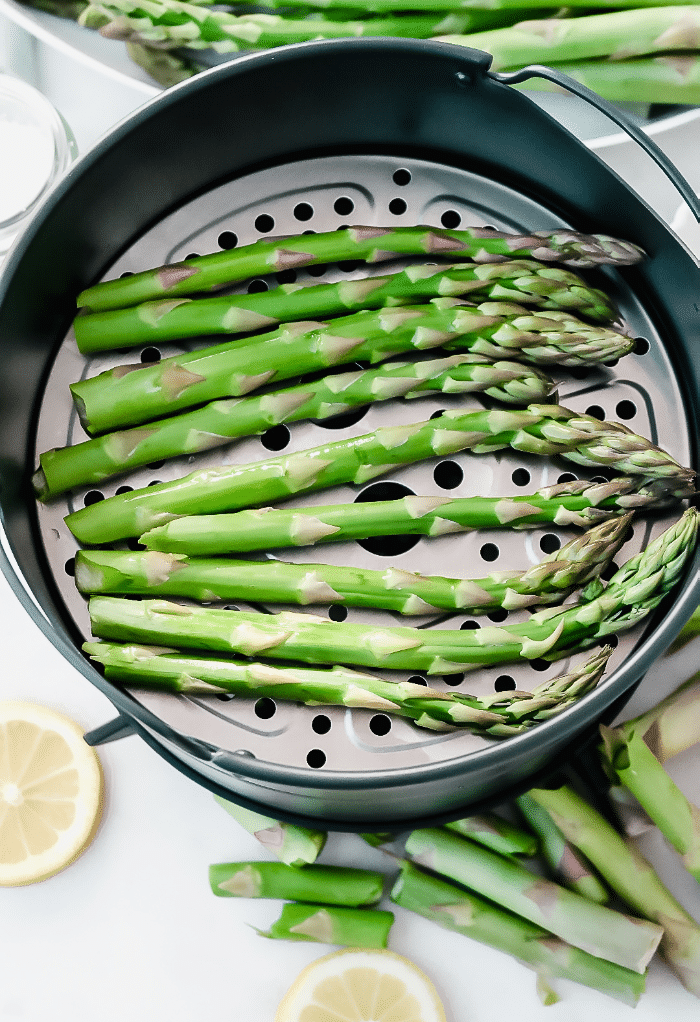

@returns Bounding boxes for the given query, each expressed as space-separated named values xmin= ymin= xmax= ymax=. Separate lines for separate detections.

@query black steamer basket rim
xmin=0 ymin=39 xmax=699 ymax=829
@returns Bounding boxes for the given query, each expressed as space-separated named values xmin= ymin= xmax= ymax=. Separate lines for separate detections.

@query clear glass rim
xmin=0 ymin=73 xmax=74 ymax=232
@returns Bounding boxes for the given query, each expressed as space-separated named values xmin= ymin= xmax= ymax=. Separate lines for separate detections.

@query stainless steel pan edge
xmin=1 ymin=38 xmax=699 ymax=826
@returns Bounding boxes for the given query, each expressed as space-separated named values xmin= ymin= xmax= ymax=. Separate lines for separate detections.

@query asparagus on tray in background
xmin=70 ymin=300 xmax=636 ymax=436
xmin=74 ymin=514 xmax=631 ymax=615
xmin=438 ymin=7 xmax=700 ymax=68
xmin=83 ymin=642 xmax=613 ymax=735
xmin=35 ymin=354 xmax=555 ymax=499
xmin=140 ymin=476 xmax=687 ymax=556
xmin=72 ymin=260 xmax=620 ymax=354
xmin=515 ymin=56 xmax=700 ymax=107
xmin=83 ymin=0 xmax=491 ymax=51
xmin=64 ymin=403 xmax=694 ymax=545
xmin=240 ymin=0 xmax=687 ymax=10
xmin=75 ymin=224 xmax=644 ymax=312
xmin=84 ymin=508 xmax=699 ymax=674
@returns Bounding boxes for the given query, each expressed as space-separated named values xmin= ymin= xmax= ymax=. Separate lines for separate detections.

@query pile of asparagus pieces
xmin=208 ymin=665 xmax=700 ymax=1005
xmin=23 ymin=0 xmax=700 ymax=104
xmin=38 ymin=222 xmax=698 ymax=733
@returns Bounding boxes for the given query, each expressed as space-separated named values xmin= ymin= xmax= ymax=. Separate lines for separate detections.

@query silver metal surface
xmin=34 ymin=153 xmax=690 ymax=784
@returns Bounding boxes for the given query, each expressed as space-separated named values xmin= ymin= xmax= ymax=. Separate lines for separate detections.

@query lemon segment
xmin=275 ymin=948 xmax=447 ymax=1022
xmin=0 ymin=700 xmax=103 ymax=886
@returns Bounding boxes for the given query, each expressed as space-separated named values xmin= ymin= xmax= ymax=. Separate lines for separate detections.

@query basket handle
xmin=492 ymin=63 xmax=700 ymax=223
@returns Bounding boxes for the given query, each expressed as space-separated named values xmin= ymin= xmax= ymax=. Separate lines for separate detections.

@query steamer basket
xmin=1 ymin=39 xmax=699 ymax=829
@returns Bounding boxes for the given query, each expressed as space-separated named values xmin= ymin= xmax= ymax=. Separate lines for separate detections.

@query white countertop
xmin=2 ymin=10 xmax=700 ymax=1020
xmin=2 ymin=560 xmax=700 ymax=1022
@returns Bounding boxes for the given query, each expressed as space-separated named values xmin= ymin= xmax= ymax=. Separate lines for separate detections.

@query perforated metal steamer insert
xmin=34 ymin=153 xmax=691 ymax=778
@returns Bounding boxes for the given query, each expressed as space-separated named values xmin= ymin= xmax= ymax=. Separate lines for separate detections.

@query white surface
xmin=1 ymin=10 xmax=700 ymax=1019
xmin=1 ymin=564 xmax=700 ymax=1022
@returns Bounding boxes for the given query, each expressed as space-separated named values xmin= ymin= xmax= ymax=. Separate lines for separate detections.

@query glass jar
xmin=0 ymin=73 xmax=77 ymax=257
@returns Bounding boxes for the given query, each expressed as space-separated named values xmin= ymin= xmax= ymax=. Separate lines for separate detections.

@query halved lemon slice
xmin=0 ymin=700 xmax=103 ymax=886
xmin=275 ymin=947 xmax=447 ymax=1022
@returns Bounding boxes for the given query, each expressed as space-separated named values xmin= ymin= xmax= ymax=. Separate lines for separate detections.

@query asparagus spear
xmin=616 ymin=669 xmax=700 ymax=762
xmin=83 ymin=642 xmax=613 ymax=735
xmin=256 ymin=902 xmax=394 ymax=947
xmin=209 ymin=861 xmax=384 ymax=905
xmin=84 ymin=0 xmax=481 ymax=50
xmin=440 ymin=7 xmax=700 ymax=69
xmin=65 ymin=404 xmax=694 ymax=547
xmin=70 ymin=300 xmax=635 ymax=436
xmin=76 ymin=225 xmax=644 ymax=313
xmin=35 ymin=354 xmax=555 ymax=499
xmin=515 ymin=792 xmax=609 ymax=903
xmin=123 ymin=39 xmax=198 ymax=87
xmin=599 ymin=724 xmax=700 ymax=882
xmin=403 ymin=827 xmax=662 ymax=972
xmin=516 ymin=55 xmax=700 ymax=107
xmin=72 ymin=261 xmax=619 ymax=354
xmin=85 ymin=508 xmax=699 ymax=673
xmin=141 ymin=476 xmax=689 ymax=556
xmin=390 ymin=861 xmax=645 ymax=1006
xmin=65 ymin=405 xmax=693 ymax=545
xmin=213 ymin=795 xmax=326 ymax=865
xmin=667 ymin=607 xmax=700 ymax=654
xmin=359 ymin=832 xmax=396 ymax=848
xmin=528 ymin=782 xmax=700 ymax=996
xmin=74 ymin=515 xmax=631 ymax=615
xmin=239 ymin=0 xmax=696 ymax=9
xmin=444 ymin=814 xmax=539 ymax=857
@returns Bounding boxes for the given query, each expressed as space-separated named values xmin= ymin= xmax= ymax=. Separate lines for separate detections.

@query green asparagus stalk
xmin=390 ymin=861 xmax=646 ymax=1005
xmin=617 ymin=669 xmax=700 ymax=762
xmin=360 ymin=832 xmax=396 ymax=848
xmin=70 ymin=300 xmax=635 ymax=437
xmin=439 ymin=7 xmax=700 ymax=69
xmin=76 ymin=225 xmax=643 ymax=313
xmin=85 ymin=0 xmax=482 ymax=50
xmin=35 ymin=354 xmax=555 ymax=499
xmin=83 ymin=642 xmax=613 ymax=735
xmin=65 ymin=405 xmax=693 ymax=545
xmin=528 ymin=782 xmax=700 ymax=996
xmin=213 ymin=794 xmax=326 ymax=866
xmin=85 ymin=508 xmax=699 ymax=674
xmin=667 ymin=607 xmax=700 ymax=654
xmin=516 ymin=55 xmax=700 ymax=107
xmin=123 ymin=39 xmax=198 ymax=87
xmin=72 ymin=260 xmax=619 ymax=355
xmin=255 ymin=902 xmax=394 ymax=947
xmin=404 ymin=827 xmax=662 ymax=972
xmin=239 ymin=0 xmax=699 ymax=10
xmin=599 ymin=724 xmax=700 ymax=882
xmin=141 ymin=477 xmax=689 ymax=556
xmin=208 ymin=861 xmax=384 ymax=905
xmin=74 ymin=515 xmax=631 ymax=615
xmin=444 ymin=814 xmax=539 ymax=857
xmin=515 ymin=793 xmax=609 ymax=902
xmin=22 ymin=0 xmax=88 ymax=17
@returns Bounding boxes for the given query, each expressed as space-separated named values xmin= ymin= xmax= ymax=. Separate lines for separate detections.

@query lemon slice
xmin=0 ymin=700 xmax=103 ymax=886
xmin=275 ymin=948 xmax=447 ymax=1022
